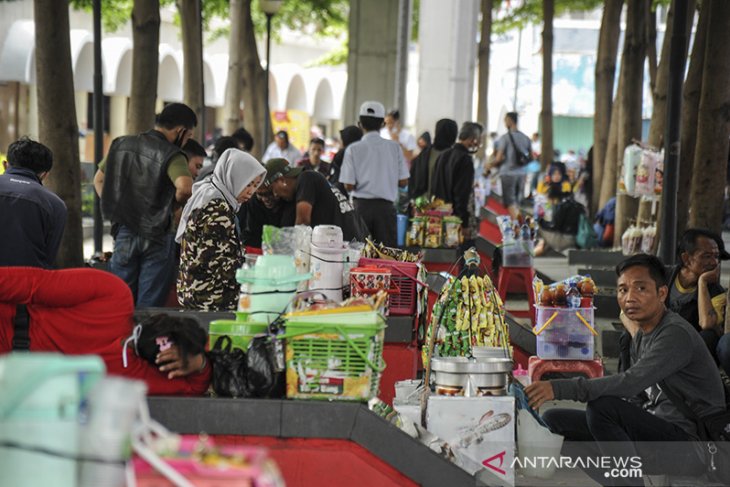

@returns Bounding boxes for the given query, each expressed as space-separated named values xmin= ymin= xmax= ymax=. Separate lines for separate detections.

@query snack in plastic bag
xmin=443 ymin=216 xmax=462 ymax=248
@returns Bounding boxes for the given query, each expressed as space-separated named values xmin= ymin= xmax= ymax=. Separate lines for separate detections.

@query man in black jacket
xmin=94 ymin=103 xmax=196 ymax=307
xmin=409 ymin=118 xmax=457 ymax=201
xmin=431 ymin=122 xmax=482 ymax=244
xmin=0 ymin=137 xmax=66 ymax=268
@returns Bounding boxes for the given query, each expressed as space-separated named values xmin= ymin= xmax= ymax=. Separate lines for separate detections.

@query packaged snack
xmin=407 ymin=217 xmax=426 ymax=247
xmin=443 ymin=216 xmax=463 ymax=248
xmin=634 ymin=150 xmax=657 ymax=196
xmin=640 ymin=225 xmax=657 ymax=254
xmin=425 ymin=216 xmax=443 ymax=248
xmin=620 ymin=144 xmax=642 ymax=193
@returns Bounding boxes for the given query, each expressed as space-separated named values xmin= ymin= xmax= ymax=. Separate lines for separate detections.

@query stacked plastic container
xmin=533 ymin=276 xmax=598 ymax=360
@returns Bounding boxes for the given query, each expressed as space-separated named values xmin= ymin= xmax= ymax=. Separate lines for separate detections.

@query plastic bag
xmin=262 ymin=225 xmax=312 ymax=290
xmin=208 ymin=336 xmax=249 ymax=398
xmin=245 ymin=336 xmax=284 ymax=398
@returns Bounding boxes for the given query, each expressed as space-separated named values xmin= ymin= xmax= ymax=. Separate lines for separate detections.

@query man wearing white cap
xmin=339 ymin=101 xmax=409 ymax=246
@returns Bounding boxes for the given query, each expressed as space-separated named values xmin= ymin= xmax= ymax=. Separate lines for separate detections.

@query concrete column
xmin=344 ymin=0 xmax=408 ymax=123
xmin=109 ymin=95 xmax=127 ymax=140
xmin=415 ymin=0 xmax=479 ymax=134
xmin=75 ymin=91 xmax=88 ymax=131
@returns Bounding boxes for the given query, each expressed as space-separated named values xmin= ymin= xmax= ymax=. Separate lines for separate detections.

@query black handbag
xmin=208 ymin=335 xmax=250 ymax=398
xmin=507 ymin=131 xmax=530 ymax=166
xmin=660 ymin=380 xmax=730 ymax=483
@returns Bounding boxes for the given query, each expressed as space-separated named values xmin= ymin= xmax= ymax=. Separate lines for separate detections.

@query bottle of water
xmin=567 ymin=282 xmax=582 ymax=308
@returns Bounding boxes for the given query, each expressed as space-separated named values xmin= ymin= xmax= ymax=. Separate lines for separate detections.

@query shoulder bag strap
xmin=12 ymin=304 xmax=30 ymax=351
xmin=659 ymin=379 xmax=708 ymax=440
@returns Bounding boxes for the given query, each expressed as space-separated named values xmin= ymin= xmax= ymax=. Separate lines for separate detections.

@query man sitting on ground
xmin=668 ymin=228 xmax=729 ymax=373
xmin=527 ymin=254 xmax=725 ymax=486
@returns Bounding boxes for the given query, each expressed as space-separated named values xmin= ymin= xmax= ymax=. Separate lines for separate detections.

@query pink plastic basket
xmin=358 ymin=257 xmax=419 ymax=316
xmin=133 ymin=436 xmax=277 ymax=487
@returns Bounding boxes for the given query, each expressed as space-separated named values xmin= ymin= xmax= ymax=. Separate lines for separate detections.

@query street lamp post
xmin=260 ymin=0 xmax=283 ymax=151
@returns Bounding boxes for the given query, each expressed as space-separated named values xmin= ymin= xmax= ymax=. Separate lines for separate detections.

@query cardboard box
xmin=427 ymin=396 xmax=515 ymax=486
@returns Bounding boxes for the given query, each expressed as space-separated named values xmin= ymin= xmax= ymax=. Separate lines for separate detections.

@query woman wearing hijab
xmin=176 ymin=148 xmax=266 ymax=310
xmin=409 ymin=118 xmax=458 ymax=200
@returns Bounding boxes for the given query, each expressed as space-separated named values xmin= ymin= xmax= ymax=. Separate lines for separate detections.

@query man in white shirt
xmin=380 ymin=109 xmax=417 ymax=163
xmin=262 ymin=130 xmax=302 ymax=164
xmin=340 ymin=101 xmax=409 ymax=247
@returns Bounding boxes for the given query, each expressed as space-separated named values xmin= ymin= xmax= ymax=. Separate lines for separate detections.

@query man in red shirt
xmin=0 ymin=267 xmax=210 ymax=395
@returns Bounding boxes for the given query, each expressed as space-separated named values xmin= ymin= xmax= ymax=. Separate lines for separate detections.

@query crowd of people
xmin=0 ymin=100 xmax=727 ymax=478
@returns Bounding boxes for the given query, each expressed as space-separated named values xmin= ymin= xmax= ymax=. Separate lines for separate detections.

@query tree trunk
xmin=476 ymin=0 xmax=493 ymax=160
xmin=617 ymin=0 xmax=647 ymax=158
xmin=647 ymin=0 xmax=695 ymax=149
xmin=224 ymin=0 xmax=244 ymax=136
xmin=33 ymin=0 xmax=83 ymax=267
xmin=592 ymin=1 xmax=623 ymax=214
xmin=677 ymin=1 xmax=708 ymax=235
xmin=649 ymin=0 xmax=696 ymax=254
xmin=178 ymin=0 xmax=204 ymax=142
xmin=240 ymin=0 xmax=270 ymax=161
xmin=613 ymin=0 xmax=647 ymax=246
xmin=646 ymin=0 xmax=658 ymax=95
xmin=689 ymin=0 xmax=730 ymax=234
xmin=539 ymin=0 xmax=554 ymax=170
xmin=599 ymin=74 xmax=621 ymax=208
xmin=127 ymin=0 xmax=160 ymax=135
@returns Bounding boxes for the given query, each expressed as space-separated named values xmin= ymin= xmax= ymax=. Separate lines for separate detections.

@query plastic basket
xmin=282 ymin=311 xmax=386 ymax=401
xmin=533 ymin=307 xmax=596 ymax=360
xmin=358 ymin=257 xmax=419 ymax=316
xmin=208 ymin=320 xmax=269 ymax=351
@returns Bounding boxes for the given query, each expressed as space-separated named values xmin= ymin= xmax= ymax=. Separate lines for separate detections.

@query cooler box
xmin=534 ymin=307 xmax=596 ymax=360
xmin=427 ymin=396 xmax=515 ymax=485
xmin=0 ymin=353 xmax=106 ymax=487
xmin=283 ymin=308 xmax=386 ymax=401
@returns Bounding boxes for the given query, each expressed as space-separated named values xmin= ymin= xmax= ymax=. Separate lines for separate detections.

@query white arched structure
xmin=0 ymin=20 xmax=35 ymax=83
xmin=71 ymin=30 xmax=95 ymax=93
xmin=269 ymin=64 xmax=300 ymax=112
xmin=284 ymin=73 xmax=307 ymax=112
xmin=103 ymin=37 xmax=132 ymax=96
xmin=157 ymin=44 xmax=182 ymax=102
xmin=207 ymin=53 xmax=228 ymax=108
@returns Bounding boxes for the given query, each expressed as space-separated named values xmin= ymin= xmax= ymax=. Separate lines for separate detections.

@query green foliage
xmin=71 ymin=0 xmax=175 ymax=32
xmin=308 ymin=40 xmax=348 ymax=67
xmin=493 ymin=0 xmax=603 ymax=35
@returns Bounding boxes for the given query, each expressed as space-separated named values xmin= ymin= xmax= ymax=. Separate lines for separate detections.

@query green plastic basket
xmin=283 ymin=312 xmax=386 ymax=401
xmin=208 ymin=320 xmax=269 ymax=351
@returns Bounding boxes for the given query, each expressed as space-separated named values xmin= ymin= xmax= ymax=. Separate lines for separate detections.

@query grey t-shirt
xmin=494 ymin=130 xmax=531 ymax=176
xmin=552 ymin=310 xmax=725 ymax=438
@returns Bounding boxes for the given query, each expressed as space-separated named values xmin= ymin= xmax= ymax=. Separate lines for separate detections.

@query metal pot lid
xmin=431 ymin=356 xmax=513 ymax=373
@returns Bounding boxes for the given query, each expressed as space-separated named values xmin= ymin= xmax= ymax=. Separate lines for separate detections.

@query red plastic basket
xmin=358 ymin=257 xmax=419 ymax=316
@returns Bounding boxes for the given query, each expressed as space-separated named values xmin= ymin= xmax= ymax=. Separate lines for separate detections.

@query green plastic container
xmin=283 ymin=310 xmax=387 ymax=401
xmin=0 ymin=353 xmax=106 ymax=487
xmin=236 ymin=255 xmax=311 ymax=323
xmin=209 ymin=320 xmax=269 ymax=351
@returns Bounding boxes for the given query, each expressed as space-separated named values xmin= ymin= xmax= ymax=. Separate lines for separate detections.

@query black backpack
xmin=544 ymin=197 xmax=585 ymax=235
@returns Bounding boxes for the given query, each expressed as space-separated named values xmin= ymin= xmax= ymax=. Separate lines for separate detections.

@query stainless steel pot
xmin=431 ymin=357 xmax=512 ymax=389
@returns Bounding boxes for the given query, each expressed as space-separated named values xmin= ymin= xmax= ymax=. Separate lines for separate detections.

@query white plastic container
xmin=517 ymin=409 xmax=564 ymax=479
xmin=309 ymin=225 xmax=347 ymax=302
xmin=78 ymin=377 xmax=147 ymax=487
xmin=0 ymin=353 xmax=106 ymax=487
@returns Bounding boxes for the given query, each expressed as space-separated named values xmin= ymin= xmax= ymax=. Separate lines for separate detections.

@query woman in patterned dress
xmin=176 ymin=149 xmax=265 ymax=310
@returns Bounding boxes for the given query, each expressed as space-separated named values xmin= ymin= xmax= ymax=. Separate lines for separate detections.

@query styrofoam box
xmin=427 ymin=396 xmax=515 ymax=485
xmin=535 ymin=306 xmax=595 ymax=360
